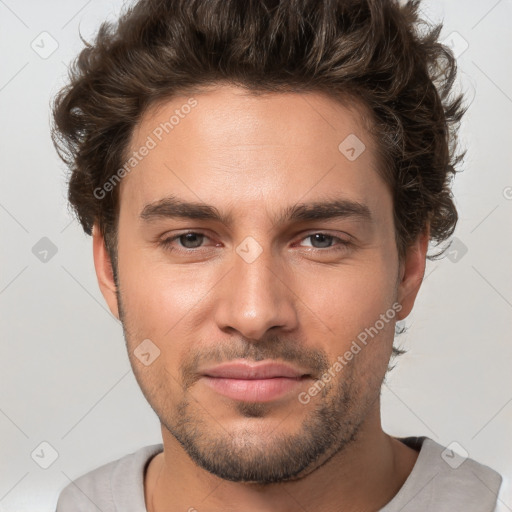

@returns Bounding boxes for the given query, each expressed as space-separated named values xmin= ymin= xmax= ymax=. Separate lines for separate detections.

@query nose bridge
xmin=214 ymin=236 xmax=297 ymax=339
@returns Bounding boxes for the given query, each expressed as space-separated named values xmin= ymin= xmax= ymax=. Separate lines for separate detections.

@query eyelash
xmin=159 ymin=231 xmax=351 ymax=254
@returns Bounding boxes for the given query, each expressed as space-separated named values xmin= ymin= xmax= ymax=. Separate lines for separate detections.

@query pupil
xmin=182 ymin=233 xmax=203 ymax=248
xmin=313 ymin=234 xmax=331 ymax=248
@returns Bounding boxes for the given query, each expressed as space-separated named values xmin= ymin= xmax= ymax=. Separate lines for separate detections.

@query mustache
xmin=180 ymin=335 xmax=330 ymax=389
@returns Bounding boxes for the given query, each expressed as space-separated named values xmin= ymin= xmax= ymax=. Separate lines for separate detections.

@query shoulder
xmin=383 ymin=436 xmax=503 ymax=512
xmin=55 ymin=443 xmax=163 ymax=512
xmin=422 ymin=437 xmax=503 ymax=508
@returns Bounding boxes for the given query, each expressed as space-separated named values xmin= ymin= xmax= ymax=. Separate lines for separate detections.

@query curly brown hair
xmin=51 ymin=0 xmax=467 ymax=275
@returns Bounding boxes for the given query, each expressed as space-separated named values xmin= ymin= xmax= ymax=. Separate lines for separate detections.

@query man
xmin=52 ymin=0 xmax=503 ymax=510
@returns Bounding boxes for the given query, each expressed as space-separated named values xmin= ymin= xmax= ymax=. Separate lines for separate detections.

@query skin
xmin=92 ymin=84 xmax=427 ymax=512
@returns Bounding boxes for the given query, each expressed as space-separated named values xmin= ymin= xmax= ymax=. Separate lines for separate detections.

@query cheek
xmin=118 ymin=245 xmax=218 ymax=347
xmin=295 ymin=259 xmax=398 ymax=352
xmin=118 ymin=261 xmax=209 ymax=395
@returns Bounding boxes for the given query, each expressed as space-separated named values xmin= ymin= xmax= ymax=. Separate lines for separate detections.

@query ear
xmin=92 ymin=223 xmax=120 ymax=320
xmin=396 ymin=225 xmax=430 ymax=321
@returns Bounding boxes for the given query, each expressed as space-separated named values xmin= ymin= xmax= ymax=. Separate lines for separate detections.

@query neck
xmin=145 ymin=405 xmax=419 ymax=512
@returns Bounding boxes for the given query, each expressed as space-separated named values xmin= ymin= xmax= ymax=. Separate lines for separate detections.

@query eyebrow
xmin=139 ymin=194 xmax=373 ymax=227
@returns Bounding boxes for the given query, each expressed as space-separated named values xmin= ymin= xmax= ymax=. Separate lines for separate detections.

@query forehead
xmin=119 ymin=85 xmax=387 ymax=220
xmin=130 ymin=84 xmax=375 ymax=157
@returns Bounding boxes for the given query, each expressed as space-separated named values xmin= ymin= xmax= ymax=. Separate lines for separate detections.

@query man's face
xmin=100 ymin=85 xmax=411 ymax=483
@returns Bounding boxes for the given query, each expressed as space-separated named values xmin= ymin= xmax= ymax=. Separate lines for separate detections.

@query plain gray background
xmin=1 ymin=0 xmax=511 ymax=510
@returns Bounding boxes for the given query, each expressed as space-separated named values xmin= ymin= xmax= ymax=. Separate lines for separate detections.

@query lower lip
xmin=201 ymin=376 xmax=309 ymax=402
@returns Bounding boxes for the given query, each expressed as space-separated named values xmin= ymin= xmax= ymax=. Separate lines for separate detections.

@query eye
xmin=158 ymin=231 xmax=352 ymax=255
xmin=297 ymin=232 xmax=351 ymax=252
xmin=159 ymin=231 xmax=213 ymax=252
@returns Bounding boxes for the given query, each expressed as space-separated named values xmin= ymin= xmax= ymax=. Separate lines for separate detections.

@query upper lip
xmin=201 ymin=360 xmax=310 ymax=379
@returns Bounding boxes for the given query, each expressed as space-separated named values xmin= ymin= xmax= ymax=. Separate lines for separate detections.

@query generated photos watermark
xmin=298 ymin=302 xmax=403 ymax=404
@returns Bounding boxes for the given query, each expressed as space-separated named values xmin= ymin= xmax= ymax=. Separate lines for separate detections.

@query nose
xmin=213 ymin=242 xmax=298 ymax=340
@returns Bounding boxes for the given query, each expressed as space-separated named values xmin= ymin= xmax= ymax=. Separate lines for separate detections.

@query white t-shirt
xmin=56 ymin=436 xmax=503 ymax=511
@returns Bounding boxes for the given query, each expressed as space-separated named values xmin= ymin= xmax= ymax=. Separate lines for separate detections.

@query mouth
xmin=200 ymin=360 xmax=312 ymax=402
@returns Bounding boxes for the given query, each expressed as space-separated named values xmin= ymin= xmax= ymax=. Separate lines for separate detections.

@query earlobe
xmin=92 ymin=224 xmax=120 ymax=320
xmin=396 ymin=226 xmax=430 ymax=321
